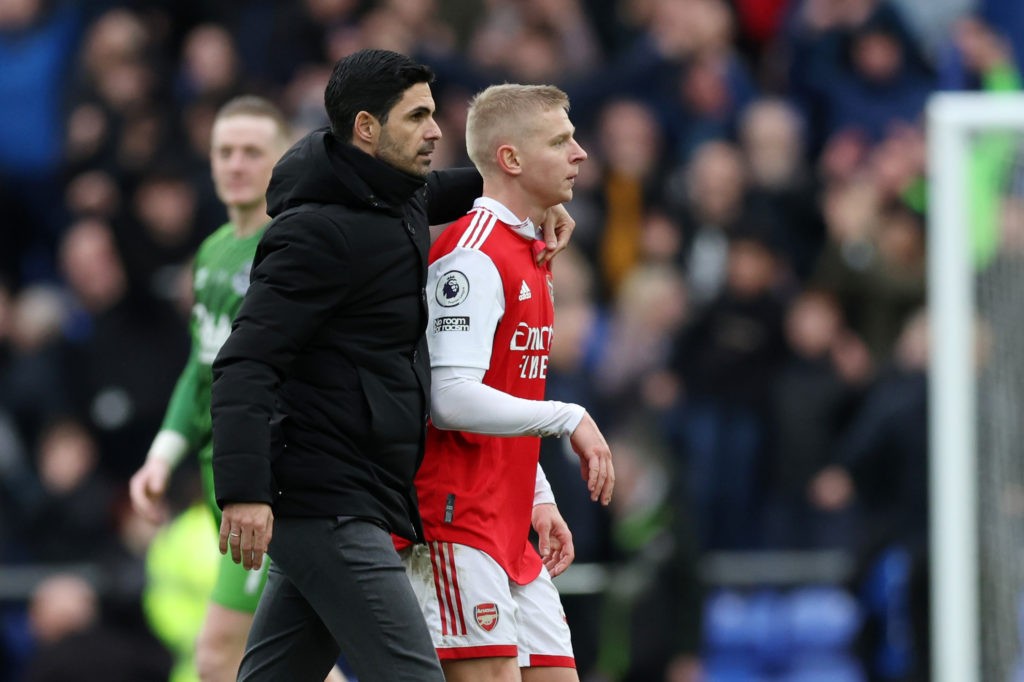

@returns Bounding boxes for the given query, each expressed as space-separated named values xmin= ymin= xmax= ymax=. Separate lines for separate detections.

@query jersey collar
xmin=473 ymin=197 xmax=539 ymax=240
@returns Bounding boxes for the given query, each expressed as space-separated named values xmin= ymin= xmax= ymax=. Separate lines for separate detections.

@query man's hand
xmin=955 ymin=17 xmax=1012 ymax=73
xmin=536 ymin=204 xmax=576 ymax=264
xmin=219 ymin=502 xmax=274 ymax=570
xmin=128 ymin=459 xmax=171 ymax=524
xmin=570 ymin=412 xmax=614 ymax=505
xmin=532 ymin=503 xmax=575 ymax=577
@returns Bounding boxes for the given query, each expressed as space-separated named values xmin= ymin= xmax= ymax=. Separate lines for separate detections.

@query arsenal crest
xmin=474 ymin=603 xmax=499 ymax=632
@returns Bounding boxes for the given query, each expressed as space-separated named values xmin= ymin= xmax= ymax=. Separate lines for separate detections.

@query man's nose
xmin=573 ymin=141 xmax=588 ymax=162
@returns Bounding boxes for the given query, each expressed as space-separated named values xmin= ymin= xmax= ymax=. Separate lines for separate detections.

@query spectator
xmin=21 ymin=573 xmax=172 ymax=682
xmin=667 ymin=140 xmax=749 ymax=308
xmin=937 ymin=14 xmax=1015 ymax=91
xmin=586 ymin=98 xmax=668 ymax=301
xmin=58 ymin=219 xmax=188 ymax=482
xmin=67 ymin=7 xmax=167 ymax=174
xmin=786 ymin=0 xmax=933 ymax=146
xmin=0 ymin=0 xmax=82 ymax=284
xmin=175 ymin=23 xmax=247 ymax=107
xmin=978 ymin=0 xmax=1024 ymax=77
xmin=18 ymin=419 xmax=117 ymax=564
xmin=739 ymin=97 xmax=825 ymax=280
xmin=810 ymin=311 xmax=929 ymax=533
xmin=764 ymin=288 xmax=870 ymax=549
xmin=813 ymin=196 xmax=926 ymax=361
xmin=465 ymin=0 xmax=602 ymax=82
xmin=667 ymin=231 xmax=789 ymax=549
xmin=935 ymin=16 xmax=1023 ymax=266
xmin=592 ymin=264 xmax=690 ymax=421
xmin=115 ymin=164 xmax=203 ymax=302
xmin=0 ymin=405 xmax=33 ymax=560
xmin=667 ymin=0 xmax=758 ymax=159
xmin=809 ymin=309 xmax=930 ymax=680
xmin=591 ymin=429 xmax=703 ymax=682
xmin=0 ymin=285 xmax=70 ymax=455
xmin=228 ymin=0 xmax=359 ymax=91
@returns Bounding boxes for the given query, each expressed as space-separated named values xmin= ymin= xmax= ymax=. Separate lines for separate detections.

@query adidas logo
xmin=518 ymin=280 xmax=532 ymax=301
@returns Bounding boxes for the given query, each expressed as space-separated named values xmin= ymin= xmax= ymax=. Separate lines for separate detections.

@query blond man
xmin=402 ymin=84 xmax=615 ymax=682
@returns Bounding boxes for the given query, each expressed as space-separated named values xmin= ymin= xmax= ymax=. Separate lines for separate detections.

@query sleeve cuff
xmin=534 ymin=463 xmax=556 ymax=506
xmin=147 ymin=430 xmax=189 ymax=468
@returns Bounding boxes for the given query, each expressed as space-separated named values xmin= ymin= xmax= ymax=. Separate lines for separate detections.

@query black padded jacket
xmin=211 ymin=129 xmax=480 ymax=541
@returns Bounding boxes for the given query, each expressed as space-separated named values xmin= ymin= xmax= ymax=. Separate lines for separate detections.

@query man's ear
xmin=354 ymin=111 xmax=379 ymax=146
xmin=496 ymin=144 xmax=522 ymax=175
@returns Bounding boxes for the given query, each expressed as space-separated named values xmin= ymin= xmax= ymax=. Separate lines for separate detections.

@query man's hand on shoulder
xmin=536 ymin=204 xmax=575 ymax=264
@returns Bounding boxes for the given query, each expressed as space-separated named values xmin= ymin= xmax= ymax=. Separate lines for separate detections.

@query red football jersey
xmin=415 ymin=199 xmax=554 ymax=584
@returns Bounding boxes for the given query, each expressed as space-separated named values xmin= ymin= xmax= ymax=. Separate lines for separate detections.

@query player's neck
xmin=230 ymin=204 xmax=270 ymax=238
xmin=482 ymin=184 xmax=544 ymax=226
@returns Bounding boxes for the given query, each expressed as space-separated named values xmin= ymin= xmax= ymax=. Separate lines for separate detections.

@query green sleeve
xmin=160 ymin=341 xmax=203 ymax=450
xmin=982 ymin=63 xmax=1022 ymax=92
xmin=161 ymin=254 xmax=205 ymax=450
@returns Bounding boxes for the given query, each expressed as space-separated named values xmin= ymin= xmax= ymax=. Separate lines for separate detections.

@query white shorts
xmin=402 ymin=541 xmax=575 ymax=668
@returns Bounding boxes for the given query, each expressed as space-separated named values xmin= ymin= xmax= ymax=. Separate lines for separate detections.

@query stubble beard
xmin=377 ymin=131 xmax=431 ymax=179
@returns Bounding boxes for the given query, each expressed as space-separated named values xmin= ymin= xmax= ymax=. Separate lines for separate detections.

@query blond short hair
xmin=215 ymin=95 xmax=292 ymax=142
xmin=465 ymin=84 xmax=570 ymax=174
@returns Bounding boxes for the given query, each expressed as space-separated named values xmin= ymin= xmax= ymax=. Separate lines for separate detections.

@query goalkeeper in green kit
xmin=129 ymin=96 xmax=346 ymax=682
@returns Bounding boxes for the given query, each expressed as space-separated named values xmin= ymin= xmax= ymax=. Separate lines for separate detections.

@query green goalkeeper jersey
xmin=160 ymin=223 xmax=266 ymax=480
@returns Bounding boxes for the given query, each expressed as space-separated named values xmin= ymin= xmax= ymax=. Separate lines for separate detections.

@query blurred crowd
xmin=1 ymin=0 xmax=1023 ymax=680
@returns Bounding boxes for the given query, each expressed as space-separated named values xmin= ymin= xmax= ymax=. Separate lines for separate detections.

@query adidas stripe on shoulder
xmin=456 ymin=209 xmax=497 ymax=251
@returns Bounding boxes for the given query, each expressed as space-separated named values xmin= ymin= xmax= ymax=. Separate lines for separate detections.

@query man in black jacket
xmin=210 ymin=50 xmax=571 ymax=681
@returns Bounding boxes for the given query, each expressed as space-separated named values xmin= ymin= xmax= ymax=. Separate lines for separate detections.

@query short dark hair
xmin=324 ymin=49 xmax=434 ymax=141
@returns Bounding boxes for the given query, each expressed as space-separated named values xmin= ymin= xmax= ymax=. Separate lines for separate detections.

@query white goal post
xmin=928 ymin=92 xmax=1024 ymax=682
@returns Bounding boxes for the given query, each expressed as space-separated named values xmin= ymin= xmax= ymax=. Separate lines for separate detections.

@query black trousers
xmin=238 ymin=516 xmax=444 ymax=682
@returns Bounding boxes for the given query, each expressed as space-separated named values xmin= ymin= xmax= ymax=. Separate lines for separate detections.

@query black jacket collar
xmin=266 ymin=128 xmax=426 ymax=219
xmin=327 ymin=136 xmax=426 ymax=215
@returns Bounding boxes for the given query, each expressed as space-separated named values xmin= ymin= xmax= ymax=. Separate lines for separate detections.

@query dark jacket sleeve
xmin=426 ymin=167 xmax=482 ymax=225
xmin=211 ymin=213 xmax=351 ymax=507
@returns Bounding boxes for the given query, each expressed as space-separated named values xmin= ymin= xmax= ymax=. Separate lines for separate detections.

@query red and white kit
xmin=405 ymin=197 xmax=582 ymax=667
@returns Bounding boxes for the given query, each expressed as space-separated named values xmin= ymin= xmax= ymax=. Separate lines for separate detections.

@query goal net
xmin=928 ymin=92 xmax=1024 ymax=682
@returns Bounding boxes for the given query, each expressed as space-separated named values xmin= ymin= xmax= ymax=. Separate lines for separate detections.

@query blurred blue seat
xmin=777 ymin=652 xmax=866 ymax=682
xmin=0 ymin=606 xmax=33 ymax=682
xmin=858 ymin=545 xmax=912 ymax=679
xmin=703 ymin=652 xmax=769 ymax=682
xmin=861 ymin=546 xmax=910 ymax=615
xmin=704 ymin=588 xmax=793 ymax=671
xmin=747 ymin=589 xmax=792 ymax=670
xmin=787 ymin=585 xmax=861 ymax=652
xmin=705 ymin=589 xmax=755 ymax=652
